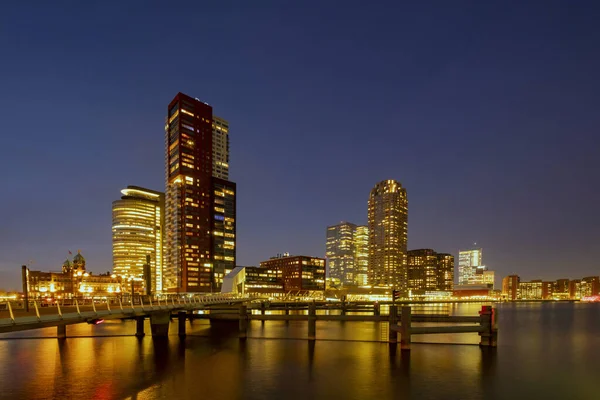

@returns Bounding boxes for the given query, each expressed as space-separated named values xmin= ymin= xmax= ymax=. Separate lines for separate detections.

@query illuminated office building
xmin=458 ymin=248 xmax=483 ymax=285
xmin=368 ymin=179 xmax=408 ymax=290
xmin=212 ymin=178 xmax=236 ymax=289
xmin=407 ymin=249 xmax=454 ymax=294
xmin=260 ymin=254 xmax=326 ymax=293
xmin=326 ymin=222 xmax=369 ymax=286
xmin=354 ymin=225 xmax=369 ymax=286
xmin=112 ymin=186 xmax=164 ymax=293
xmin=212 ymin=117 xmax=229 ymax=179
xmin=164 ymin=92 xmax=236 ymax=293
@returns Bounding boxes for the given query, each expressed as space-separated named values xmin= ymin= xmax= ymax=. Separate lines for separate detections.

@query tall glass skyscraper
xmin=326 ymin=222 xmax=369 ymax=286
xmin=367 ymin=179 xmax=408 ymax=290
xmin=164 ymin=93 xmax=236 ymax=293
xmin=112 ymin=186 xmax=164 ymax=293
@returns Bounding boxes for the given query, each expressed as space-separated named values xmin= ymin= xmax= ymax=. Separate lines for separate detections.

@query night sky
xmin=1 ymin=1 xmax=599 ymax=290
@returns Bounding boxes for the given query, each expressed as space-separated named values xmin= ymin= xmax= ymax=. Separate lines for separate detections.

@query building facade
xmin=211 ymin=178 xmax=236 ymax=290
xmin=212 ymin=116 xmax=230 ymax=179
xmin=325 ymin=222 xmax=369 ymax=286
xmin=457 ymin=248 xmax=483 ymax=285
xmin=367 ymin=180 xmax=408 ymax=290
xmin=501 ymin=275 xmax=600 ymax=300
xmin=502 ymin=275 xmax=520 ymax=300
xmin=354 ymin=225 xmax=369 ymax=286
xmin=25 ymin=252 xmax=122 ymax=300
xmin=407 ymin=249 xmax=454 ymax=294
xmin=260 ymin=255 xmax=326 ymax=293
xmin=112 ymin=186 xmax=164 ymax=293
xmin=164 ymin=93 xmax=236 ymax=293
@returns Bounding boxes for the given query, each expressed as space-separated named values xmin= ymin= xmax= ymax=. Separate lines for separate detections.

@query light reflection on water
xmin=0 ymin=303 xmax=598 ymax=400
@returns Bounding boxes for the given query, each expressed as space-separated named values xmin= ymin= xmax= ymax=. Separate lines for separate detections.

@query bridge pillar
xmin=239 ymin=305 xmax=248 ymax=339
xmin=178 ymin=311 xmax=187 ymax=337
xmin=135 ymin=317 xmax=145 ymax=337
xmin=341 ymin=301 xmax=347 ymax=316
xmin=400 ymin=306 xmax=412 ymax=350
xmin=150 ymin=312 xmax=170 ymax=337
xmin=57 ymin=324 xmax=66 ymax=339
xmin=308 ymin=303 xmax=316 ymax=340
xmin=388 ymin=305 xmax=397 ymax=344
xmin=284 ymin=304 xmax=289 ymax=315
xmin=260 ymin=302 xmax=266 ymax=315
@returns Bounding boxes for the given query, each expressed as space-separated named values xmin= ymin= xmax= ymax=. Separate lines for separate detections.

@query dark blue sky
xmin=1 ymin=1 xmax=599 ymax=289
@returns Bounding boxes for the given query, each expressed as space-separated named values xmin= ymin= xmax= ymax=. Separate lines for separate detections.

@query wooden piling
xmin=388 ymin=305 xmax=398 ymax=343
xmin=400 ymin=306 xmax=411 ymax=350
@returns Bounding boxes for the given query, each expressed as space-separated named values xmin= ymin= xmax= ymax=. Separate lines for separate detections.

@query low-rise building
xmin=24 ymin=251 xmax=122 ymax=300
xmin=222 ymin=254 xmax=326 ymax=298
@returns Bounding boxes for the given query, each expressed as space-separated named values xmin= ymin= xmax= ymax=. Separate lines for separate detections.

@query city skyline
xmin=1 ymin=2 xmax=599 ymax=289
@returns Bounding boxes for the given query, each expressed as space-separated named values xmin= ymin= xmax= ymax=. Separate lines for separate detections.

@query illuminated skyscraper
xmin=354 ymin=225 xmax=369 ymax=286
xmin=212 ymin=117 xmax=229 ymax=179
xmin=326 ymin=222 xmax=356 ymax=286
xmin=112 ymin=186 xmax=164 ymax=293
xmin=367 ymin=179 xmax=408 ymax=290
xmin=326 ymin=223 xmax=369 ymax=286
xmin=458 ymin=248 xmax=483 ymax=285
xmin=164 ymin=92 xmax=236 ymax=293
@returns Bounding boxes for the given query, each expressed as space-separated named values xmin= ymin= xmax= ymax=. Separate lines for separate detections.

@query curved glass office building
xmin=112 ymin=186 xmax=164 ymax=293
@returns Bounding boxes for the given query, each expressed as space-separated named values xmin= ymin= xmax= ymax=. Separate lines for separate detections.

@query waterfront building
xmin=501 ymin=275 xmax=599 ymax=300
xmin=570 ymin=277 xmax=600 ymax=299
xmin=457 ymin=248 xmax=483 ymax=285
xmin=164 ymin=92 xmax=236 ymax=293
xmin=541 ymin=281 xmax=554 ymax=300
xmin=112 ymin=186 xmax=164 ymax=293
xmin=24 ymin=251 xmax=122 ymax=299
xmin=502 ymin=275 xmax=520 ymax=300
xmin=367 ymin=179 xmax=408 ymax=291
xmin=260 ymin=254 xmax=326 ymax=294
xmin=407 ymin=249 xmax=454 ymax=294
xmin=519 ymin=280 xmax=543 ymax=300
xmin=326 ymin=222 xmax=369 ymax=286
xmin=220 ymin=266 xmax=284 ymax=297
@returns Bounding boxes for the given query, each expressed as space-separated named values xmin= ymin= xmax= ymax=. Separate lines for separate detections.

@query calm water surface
xmin=0 ymin=302 xmax=598 ymax=400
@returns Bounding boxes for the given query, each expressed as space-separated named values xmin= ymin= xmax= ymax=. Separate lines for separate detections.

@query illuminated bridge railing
xmin=0 ymin=294 xmax=245 ymax=332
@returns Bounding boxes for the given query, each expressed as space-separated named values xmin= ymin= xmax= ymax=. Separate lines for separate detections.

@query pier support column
xmin=178 ymin=311 xmax=187 ymax=337
xmin=150 ymin=312 xmax=170 ymax=337
xmin=374 ymin=302 xmax=380 ymax=317
xmin=341 ymin=301 xmax=347 ymax=316
xmin=285 ymin=304 xmax=289 ymax=315
xmin=479 ymin=306 xmax=498 ymax=347
xmin=57 ymin=324 xmax=66 ymax=339
xmin=400 ymin=306 xmax=412 ymax=350
xmin=388 ymin=305 xmax=397 ymax=343
xmin=135 ymin=317 xmax=145 ymax=337
xmin=261 ymin=302 xmax=266 ymax=315
xmin=308 ymin=303 xmax=316 ymax=340
xmin=239 ymin=305 xmax=248 ymax=339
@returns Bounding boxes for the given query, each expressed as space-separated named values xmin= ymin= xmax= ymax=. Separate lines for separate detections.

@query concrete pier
xmin=178 ymin=311 xmax=187 ymax=337
xmin=57 ymin=324 xmax=66 ymax=339
xmin=239 ymin=305 xmax=248 ymax=339
xmin=135 ymin=317 xmax=145 ymax=337
xmin=150 ymin=312 xmax=170 ymax=337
